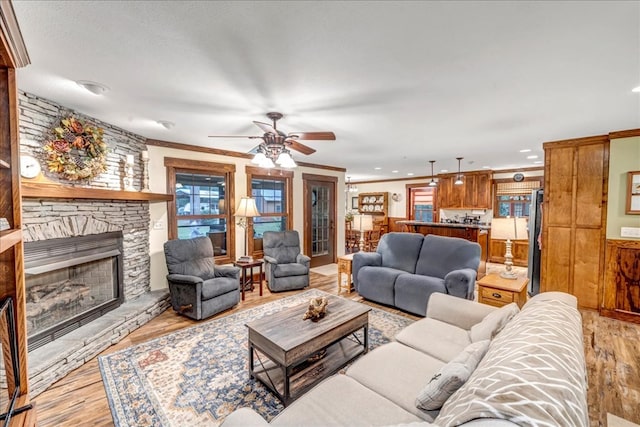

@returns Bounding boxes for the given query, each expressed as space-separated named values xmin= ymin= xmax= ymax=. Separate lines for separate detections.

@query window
xmin=165 ymin=158 xmax=235 ymax=264
xmin=407 ymin=184 xmax=437 ymax=222
xmin=494 ymin=179 xmax=541 ymax=218
xmin=246 ymin=166 xmax=293 ymax=258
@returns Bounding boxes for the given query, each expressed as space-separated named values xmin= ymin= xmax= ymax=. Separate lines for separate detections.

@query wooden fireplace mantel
xmin=21 ymin=181 xmax=173 ymax=202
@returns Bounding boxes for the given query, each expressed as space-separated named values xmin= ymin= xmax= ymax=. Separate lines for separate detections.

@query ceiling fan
xmin=208 ymin=112 xmax=336 ymax=168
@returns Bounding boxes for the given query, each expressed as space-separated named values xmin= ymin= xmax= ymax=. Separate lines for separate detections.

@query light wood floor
xmin=33 ymin=272 xmax=640 ymax=427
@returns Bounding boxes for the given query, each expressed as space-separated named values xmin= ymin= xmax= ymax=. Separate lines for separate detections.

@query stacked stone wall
xmin=18 ymin=91 xmax=146 ymax=190
xmin=16 ymin=91 xmax=168 ymax=396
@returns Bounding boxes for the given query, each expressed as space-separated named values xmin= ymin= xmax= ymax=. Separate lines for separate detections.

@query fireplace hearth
xmin=24 ymin=231 xmax=124 ymax=350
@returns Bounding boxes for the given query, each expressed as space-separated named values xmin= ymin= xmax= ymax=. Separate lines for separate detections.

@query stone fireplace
xmin=24 ymin=231 xmax=124 ymax=350
xmin=20 ymin=200 xmax=169 ymax=397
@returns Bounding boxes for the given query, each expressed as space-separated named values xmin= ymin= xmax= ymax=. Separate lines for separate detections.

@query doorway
xmin=303 ymin=174 xmax=337 ymax=267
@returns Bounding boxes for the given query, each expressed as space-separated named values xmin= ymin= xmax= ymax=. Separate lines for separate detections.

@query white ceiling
xmin=12 ymin=1 xmax=640 ymax=181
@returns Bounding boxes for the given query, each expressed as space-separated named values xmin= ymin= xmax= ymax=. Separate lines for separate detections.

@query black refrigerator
xmin=527 ymin=189 xmax=543 ymax=296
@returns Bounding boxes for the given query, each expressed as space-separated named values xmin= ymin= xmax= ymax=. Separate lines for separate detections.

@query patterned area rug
xmin=99 ymin=289 xmax=413 ymax=427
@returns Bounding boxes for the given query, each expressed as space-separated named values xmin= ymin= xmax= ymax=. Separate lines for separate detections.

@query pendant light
xmin=454 ymin=157 xmax=464 ymax=185
xmin=428 ymin=160 xmax=437 ymax=187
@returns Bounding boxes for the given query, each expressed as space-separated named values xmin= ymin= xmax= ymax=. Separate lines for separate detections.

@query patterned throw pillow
xmin=415 ymin=340 xmax=490 ymax=411
xmin=469 ymin=303 xmax=519 ymax=342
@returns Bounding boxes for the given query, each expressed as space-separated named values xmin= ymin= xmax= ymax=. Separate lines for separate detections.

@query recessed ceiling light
xmin=440 ymin=169 xmax=448 ymax=173
xmin=76 ymin=80 xmax=109 ymax=95
xmin=632 ymin=86 xmax=640 ymax=93
xmin=534 ymin=160 xmax=543 ymax=164
xmin=482 ymin=166 xmax=490 ymax=169
xmin=392 ymin=170 xmax=399 ymax=173
xmin=374 ymin=167 xmax=382 ymax=170
xmin=407 ymin=172 xmax=414 ymax=176
xmin=157 ymin=120 xmax=175 ymax=129
xmin=519 ymin=149 xmax=531 ymax=153
xmin=527 ymin=155 xmax=538 ymax=159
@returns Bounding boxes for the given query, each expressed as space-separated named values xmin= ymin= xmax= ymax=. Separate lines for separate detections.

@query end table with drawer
xmin=477 ymin=273 xmax=529 ymax=309
xmin=337 ymin=253 xmax=355 ymax=294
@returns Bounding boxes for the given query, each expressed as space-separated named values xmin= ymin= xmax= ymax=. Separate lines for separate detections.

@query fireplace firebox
xmin=23 ymin=231 xmax=124 ymax=350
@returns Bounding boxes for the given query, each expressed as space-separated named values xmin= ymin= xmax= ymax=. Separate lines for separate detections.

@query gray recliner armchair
xmin=163 ymin=236 xmax=240 ymax=320
xmin=263 ymin=230 xmax=310 ymax=292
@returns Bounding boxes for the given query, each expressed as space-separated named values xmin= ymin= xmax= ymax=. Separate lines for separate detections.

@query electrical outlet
xmin=153 ymin=221 xmax=163 ymax=230
xmin=620 ymin=227 xmax=640 ymax=238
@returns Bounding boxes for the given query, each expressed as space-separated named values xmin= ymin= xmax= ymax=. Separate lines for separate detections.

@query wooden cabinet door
xmin=541 ymin=136 xmax=608 ymax=310
xmin=449 ymin=177 xmax=464 ymax=208
xmin=437 ymin=176 xmax=452 ymax=208
xmin=475 ymin=172 xmax=492 ymax=209
xmin=463 ymin=175 xmax=477 ymax=208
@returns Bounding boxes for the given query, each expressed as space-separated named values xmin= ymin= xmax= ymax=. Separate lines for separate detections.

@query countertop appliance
xmin=441 ymin=215 xmax=481 ymax=225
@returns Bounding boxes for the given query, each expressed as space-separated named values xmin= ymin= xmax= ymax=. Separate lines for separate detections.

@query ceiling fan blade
xmin=286 ymin=140 xmax=316 ymax=155
xmin=253 ymin=121 xmax=277 ymax=134
xmin=208 ymin=135 xmax=261 ymax=138
xmin=289 ymin=131 xmax=336 ymax=141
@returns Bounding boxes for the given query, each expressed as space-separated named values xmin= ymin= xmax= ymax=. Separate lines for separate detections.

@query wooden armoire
xmin=541 ymin=135 xmax=609 ymax=310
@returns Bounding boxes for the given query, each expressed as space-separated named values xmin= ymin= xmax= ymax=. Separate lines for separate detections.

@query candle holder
xmin=123 ymin=155 xmax=136 ymax=191
xmin=141 ymin=157 xmax=150 ymax=192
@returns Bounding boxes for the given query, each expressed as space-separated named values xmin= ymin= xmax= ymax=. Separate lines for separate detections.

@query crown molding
xmin=0 ymin=0 xmax=30 ymax=68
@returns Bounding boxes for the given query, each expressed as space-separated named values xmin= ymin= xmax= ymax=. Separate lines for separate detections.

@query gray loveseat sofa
xmin=353 ymin=233 xmax=481 ymax=316
xmin=221 ymin=291 xmax=588 ymax=427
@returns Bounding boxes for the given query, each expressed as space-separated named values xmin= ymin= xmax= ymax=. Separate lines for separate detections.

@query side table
xmin=477 ymin=273 xmax=529 ymax=309
xmin=337 ymin=253 xmax=355 ymax=294
xmin=233 ymin=259 xmax=263 ymax=301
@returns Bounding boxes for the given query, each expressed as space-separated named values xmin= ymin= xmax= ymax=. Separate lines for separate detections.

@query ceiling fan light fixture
xmin=276 ymin=150 xmax=292 ymax=165
xmin=281 ymin=157 xmax=297 ymax=168
xmin=454 ymin=157 xmax=464 ymax=186
xmin=258 ymin=156 xmax=275 ymax=169
xmin=76 ymin=80 xmax=109 ymax=95
xmin=252 ymin=151 xmax=267 ymax=165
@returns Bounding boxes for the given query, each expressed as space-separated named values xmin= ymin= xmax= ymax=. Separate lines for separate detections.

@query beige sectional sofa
xmin=221 ymin=291 xmax=588 ymax=427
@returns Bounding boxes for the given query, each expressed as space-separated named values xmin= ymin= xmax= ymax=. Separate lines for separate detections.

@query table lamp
xmin=353 ymin=214 xmax=374 ymax=252
xmin=490 ymin=216 xmax=528 ymax=279
xmin=235 ymin=197 xmax=260 ymax=262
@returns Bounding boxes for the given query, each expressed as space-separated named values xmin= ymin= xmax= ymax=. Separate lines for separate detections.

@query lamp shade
xmin=235 ymin=197 xmax=260 ymax=218
xmin=353 ymin=214 xmax=374 ymax=232
xmin=491 ymin=217 xmax=528 ymax=240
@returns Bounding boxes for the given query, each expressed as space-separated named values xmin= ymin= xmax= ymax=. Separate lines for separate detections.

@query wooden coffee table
xmin=246 ymin=295 xmax=371 ymax=406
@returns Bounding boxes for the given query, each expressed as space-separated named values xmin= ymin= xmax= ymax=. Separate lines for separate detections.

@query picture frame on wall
xmin=626 ymin=171 xmax=640 ymax=214
xmin=351 ymin=196 xmax=359 ymax=210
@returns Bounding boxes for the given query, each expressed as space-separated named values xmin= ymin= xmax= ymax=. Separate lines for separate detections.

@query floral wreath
xmin=43 ymin=117 xmax=108 ymax=181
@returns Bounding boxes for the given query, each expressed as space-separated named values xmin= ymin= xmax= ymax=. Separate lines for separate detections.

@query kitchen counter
xmin=397 ymin=220 xmax=490 ymax=231
xmin=396 ymin=220 xmax=489 ymax=278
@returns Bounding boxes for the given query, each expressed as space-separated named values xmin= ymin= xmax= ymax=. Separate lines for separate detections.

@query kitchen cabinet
xmin=438 ymin=171 xmax=492 ymax=209
xmin=540 ymin=135 xmax=608 ymax=310
xmin=358 ymin=192 xmax=388 ymax=217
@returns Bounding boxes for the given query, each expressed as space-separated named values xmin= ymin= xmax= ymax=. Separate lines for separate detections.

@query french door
xmin=303 ymin=174 xmax=337 ymax=267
